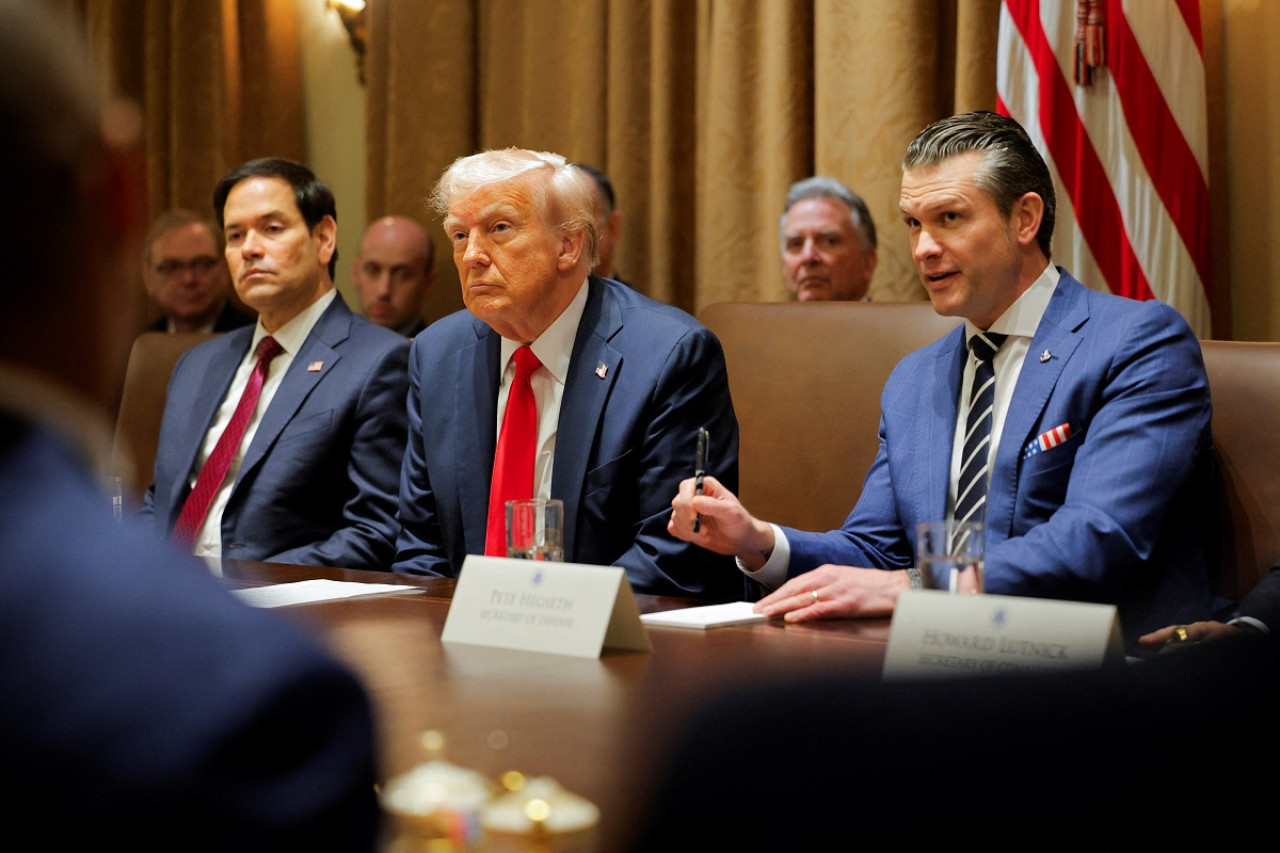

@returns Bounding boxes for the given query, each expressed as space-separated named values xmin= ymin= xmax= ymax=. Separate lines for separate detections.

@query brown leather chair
xmin=110 ymin=332 xmax=214 ymax=507
xmin=699 ymin=302 xmax=961 ymax=533
xmin=1200 ymin=340 xmax=1280 ymax=604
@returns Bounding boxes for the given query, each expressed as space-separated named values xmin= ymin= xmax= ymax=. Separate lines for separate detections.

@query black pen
xmin=693 ymin=428 xmax=708 ymax=532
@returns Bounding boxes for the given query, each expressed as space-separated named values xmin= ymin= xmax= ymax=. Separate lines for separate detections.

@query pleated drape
xmin=79 ymin=0 xmax=304 ymax=220
xmin=90 ymin=1 xmax=1241 ymax=335
xmin=366 ymin=1 xmax=1001 ymax=320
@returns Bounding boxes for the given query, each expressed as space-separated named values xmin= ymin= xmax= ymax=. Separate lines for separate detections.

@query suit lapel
xmin=457 ymin=319 xmax=500 ymax=557
xmin=552 ymin=278 xmax=619 ymax=559
xmin=166 ymin=331 xmax=250 ymax=521
xmin=986 ymin=273 xmax=1089 ymax=543
xmin=237 ymin=297 xmax=349 ymax=483
xmin=920 ymin=327 xmax=966 ymax=527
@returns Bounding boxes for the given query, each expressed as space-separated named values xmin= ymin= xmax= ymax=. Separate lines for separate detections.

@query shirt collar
xmin=498 ymin=276 xmax=590 ymax=386
xmin=964 ymin=264 xmax=1060 ymax=344
xmin=250 ymin=289 xmax=336 ymax=357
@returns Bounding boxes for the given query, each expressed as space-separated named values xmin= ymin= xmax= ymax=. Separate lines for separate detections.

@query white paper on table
xmin=231 ymin=579 xmax=423 ymax=608
xmin=640 ymin=601 xmax=767 ymax=629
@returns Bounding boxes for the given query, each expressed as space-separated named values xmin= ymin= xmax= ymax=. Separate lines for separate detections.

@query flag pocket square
xmin=1023 ymin=423 xmax=1073 ymax=459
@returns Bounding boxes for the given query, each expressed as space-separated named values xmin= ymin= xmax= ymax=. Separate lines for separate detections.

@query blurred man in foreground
xmin=779 ymin=176 xmax=877 ymax=302
xmin=0 ymin=3 xmax=378 ymax=846
xmin=351 ymin=215 xmax=436 ymax=337
xmin=142 ymin=209 xmax=253 ymax=333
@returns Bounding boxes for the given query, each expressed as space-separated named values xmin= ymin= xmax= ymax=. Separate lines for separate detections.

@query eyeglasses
xmin=154 ymin=256 xmax=221 ymax=277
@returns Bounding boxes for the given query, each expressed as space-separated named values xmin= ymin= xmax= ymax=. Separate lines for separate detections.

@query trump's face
xmin=444 ymin=173 xmax=575 ymax=343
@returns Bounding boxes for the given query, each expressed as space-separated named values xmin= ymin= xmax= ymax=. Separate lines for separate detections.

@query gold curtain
xmin=79 ymin=0 xmax=304 ymax=220
xmin=368 ymin=0 xmax=1000 ymax=322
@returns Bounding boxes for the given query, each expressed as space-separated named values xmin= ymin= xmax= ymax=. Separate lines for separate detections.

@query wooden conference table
xmin=217 ymin=560 xmax=892 ymax=850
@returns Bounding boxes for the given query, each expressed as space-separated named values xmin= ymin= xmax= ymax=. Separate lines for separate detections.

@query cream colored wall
xmin=1223 ymin=0 xmax=1280 ymax=341
xmin=296 ymin=0 xmax=366 ymax=304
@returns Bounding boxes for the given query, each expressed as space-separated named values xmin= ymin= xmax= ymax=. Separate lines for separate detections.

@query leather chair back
xmin=700 ymin=305 xmax=1278 ymax=606
xmin=111 ymin=332 xmax=213 ymax=505
xmin=699 ymin=302 xmax=961 ymax=533
xmin=1201 ymin=340 xmax=1280 ymax=603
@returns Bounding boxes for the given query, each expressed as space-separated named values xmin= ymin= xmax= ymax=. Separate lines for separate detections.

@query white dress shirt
xmin=493 ymin=277 xmax=590 ymax=501
xmin=190 ymin=290 xmax=336 ymax=557
xmin=745 ymin=265 xmax=1061 ymax=590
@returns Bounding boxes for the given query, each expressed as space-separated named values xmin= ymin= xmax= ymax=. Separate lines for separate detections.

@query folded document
xmin=640 ymin=601 xmax=767 ymax=629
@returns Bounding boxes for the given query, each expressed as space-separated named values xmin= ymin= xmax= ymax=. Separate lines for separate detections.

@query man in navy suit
xmin=670 ymin=112 xmax=1213 ymax=637
xmin=394 ymin=149 xmax=740 ymax=599
xmin=141 ymin=158 xmax=409 ymax=570
xmin=1142 ymin=565 xmax=1280 ymax=648
xmin=0 ymin=4 xmax=377 ymax=845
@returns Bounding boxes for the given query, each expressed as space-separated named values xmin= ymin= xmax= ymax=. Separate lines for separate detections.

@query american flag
xmin=997 ymin=0 xmax=1210 ymax=337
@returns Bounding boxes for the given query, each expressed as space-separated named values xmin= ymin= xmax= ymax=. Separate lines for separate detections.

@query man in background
xmin=576 ymin=163 xmax=626 ymax=284
xmin=142 ymin=209 xmax=253 ymax=333
xmin=351 ymin=215 xmax=436 ymax=337
xmin=0 ymin=3 xmax=377 ymax=845
xmin=779 ymin=176 xmax=878 ymax=302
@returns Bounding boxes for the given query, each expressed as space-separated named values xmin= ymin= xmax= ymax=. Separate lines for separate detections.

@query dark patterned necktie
xmin=953 ymin=331 xmax=1007 ymax=540
xmin=171 ymin=336 xmax=283 ymax=548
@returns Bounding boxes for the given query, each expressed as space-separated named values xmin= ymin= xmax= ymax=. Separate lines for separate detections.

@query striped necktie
xmin=953 ymin=331 xmax=1007 ymax=538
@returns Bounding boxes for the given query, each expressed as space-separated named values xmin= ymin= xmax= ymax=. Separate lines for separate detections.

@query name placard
xmin=882 ymin=590 xmax=1122 ymax=681
xmin=441 ymin=556 xmax=652 ymax=658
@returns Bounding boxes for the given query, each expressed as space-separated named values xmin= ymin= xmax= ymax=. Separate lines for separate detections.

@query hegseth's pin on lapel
xmin=595 ymin=361 xmax=608 ymax=379
xmin=1039 ymin=349 xmax=1052 ymax=363
xmin=307 ymin=361 xmax=324 ymax=372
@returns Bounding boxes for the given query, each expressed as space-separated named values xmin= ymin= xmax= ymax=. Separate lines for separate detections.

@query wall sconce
xmin=326 ymin=0 xmax=368 ymax=85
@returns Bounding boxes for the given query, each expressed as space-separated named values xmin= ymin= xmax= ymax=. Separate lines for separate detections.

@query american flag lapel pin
xmin=307 ymin=360 xmax=324 ymax=372
xmin=595 ymin=361 xmax=608 ymax=379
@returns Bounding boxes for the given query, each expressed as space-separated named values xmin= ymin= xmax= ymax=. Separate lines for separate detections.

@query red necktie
xmin=171 ymin=336 xmax=284 ymax=548
xmin=485 ymin=345 xmax=542 ymax=556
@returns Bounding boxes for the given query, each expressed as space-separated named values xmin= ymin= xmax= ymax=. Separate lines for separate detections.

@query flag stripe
xmin=1106 ymin=2 xmax=1210 ymax=288
xmin=1173 ymin=0 xmax=1203 ymax=53
xmin=1002 ymin=0 xmax=1156 ymax=302
xmin=997 ymin=0 xmax=1211 ymax=335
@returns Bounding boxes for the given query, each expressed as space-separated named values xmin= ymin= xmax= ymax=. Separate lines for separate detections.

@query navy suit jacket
xmin=141 ymin=295 xmax=409 ymax=570
xmin=1238 ymin=566 xmax=1280 ymax=631
xmin=786 ymin=271 xmax=1214 ymax=637
xmin=1 ymin=414 xmax=377 ymax=848
xmin=394 ymin=276 xmax=742 ymax=600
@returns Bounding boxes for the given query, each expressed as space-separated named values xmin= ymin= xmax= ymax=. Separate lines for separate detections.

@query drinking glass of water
xmin=505 ymin=499 xmax=564 ymax=561
xmin=915 ymin=520 xmax=984 ymax=594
